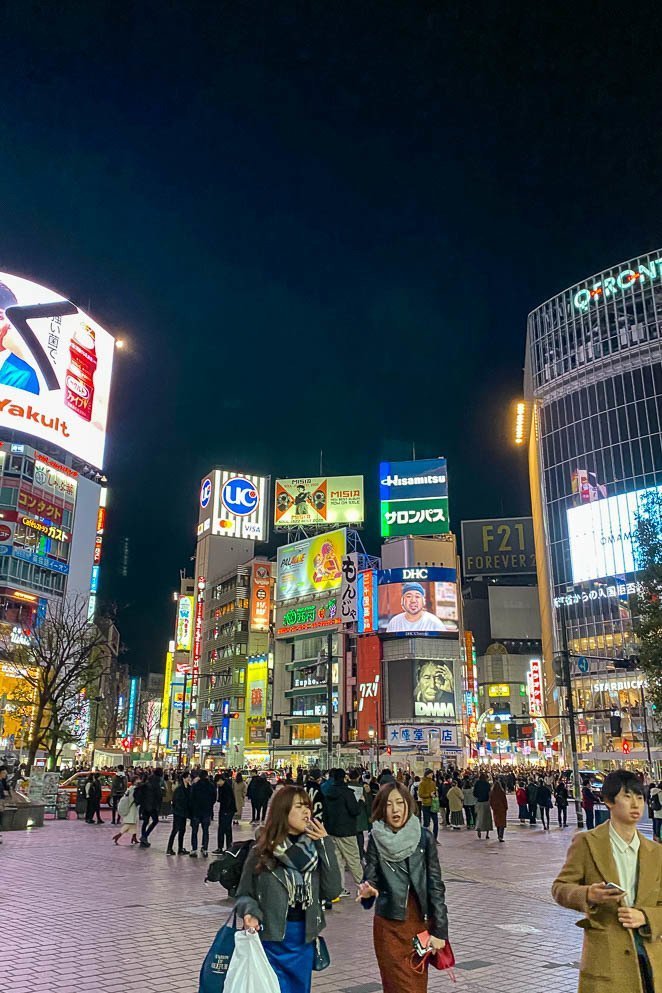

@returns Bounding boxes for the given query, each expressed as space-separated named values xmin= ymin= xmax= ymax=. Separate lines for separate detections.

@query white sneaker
xmin=339 ymin=889 xmax=351 ymax=898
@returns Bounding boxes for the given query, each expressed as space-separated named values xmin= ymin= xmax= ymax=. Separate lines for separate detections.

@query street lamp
xmin=89 ymin=694 xmax=104 ymax=769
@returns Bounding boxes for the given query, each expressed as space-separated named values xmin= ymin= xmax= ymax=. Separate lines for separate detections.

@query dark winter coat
xmin=235 ymin=836 xmax=342 ymax=943
xmin=217 ymin=779 xmax=237 ymax=816
xmin=247 ymin=775 xmax=273 ymax=805
xmin=172 ymin=784 xmax=190 ymax=818
xmin=190 ymin=779 xmax=216 ymax=819
xmin=473 ymin=778 xmax=490 ymax=803
xmin=361 ymin=825 xmax=449 ymax=940
xmin=324 ymin=782 xmax=359 ymax=837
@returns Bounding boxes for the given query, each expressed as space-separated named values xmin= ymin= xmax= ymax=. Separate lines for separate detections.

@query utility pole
xmin=559 ymin=602 xmax=584 ymax=829
xmin=177 ymin=671 xmax=189 ymax=770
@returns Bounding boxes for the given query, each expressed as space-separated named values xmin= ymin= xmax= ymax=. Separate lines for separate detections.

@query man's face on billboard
xmin=418 ymin=664 xmax=438 ymax=702
xmin=401 ymin=590 xmax=425 ymax=618
xmin=0 ymin=310 xmax=10 ymax=348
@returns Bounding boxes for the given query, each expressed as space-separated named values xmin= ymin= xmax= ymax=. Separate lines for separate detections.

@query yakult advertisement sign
xmin=0 ymin=272 xmax=115 ymax=468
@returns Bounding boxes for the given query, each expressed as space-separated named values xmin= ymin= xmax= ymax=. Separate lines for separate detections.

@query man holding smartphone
xmin=552 ymin=770 xmax=662 ymax=993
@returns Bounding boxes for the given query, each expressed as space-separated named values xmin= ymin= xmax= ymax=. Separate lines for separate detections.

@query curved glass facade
xmin=525 ymin=249 xmax=662 ymax=660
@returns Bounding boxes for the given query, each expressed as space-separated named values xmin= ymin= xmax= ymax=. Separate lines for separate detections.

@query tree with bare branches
xmin=2 ymin=596 xmax=112 ymax=771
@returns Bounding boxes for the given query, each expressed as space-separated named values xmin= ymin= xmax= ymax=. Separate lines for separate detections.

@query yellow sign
xmin=276 ymin=528 xmax=346 ymax=601
xmin=487 ymin=684 xmax=510 ymax=697
xmin=245 ymin=656 xmax=268 ymax=749
xmin=485 ymin=720 xmax=509 ymax=741
xmin=161 ymin=652 xmax=173 ymax=729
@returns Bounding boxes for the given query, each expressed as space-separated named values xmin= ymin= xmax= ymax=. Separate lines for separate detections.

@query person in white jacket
xmin=112 ymin=780 xmax=140 ymax=846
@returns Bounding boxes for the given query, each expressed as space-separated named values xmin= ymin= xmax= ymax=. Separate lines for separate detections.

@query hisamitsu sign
xmin=461 ymin=517 xmax=536 ymax=577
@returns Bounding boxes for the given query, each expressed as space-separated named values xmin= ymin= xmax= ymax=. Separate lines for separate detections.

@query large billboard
xmin=378 ymin=566 xmax=458 ymax=635
xmin=379 ymin=458 xmax=449 ymax=537
xmin=413 ymin=659 xmax=456 ymax=719
xmin=175 ymin=595 xmax=194 ymax=652
xmin=0 ymin=272 xmax=115 ymax=467
xmin=276 ymin=528 xmax=346 ymax=602
xmin=245 ymin=655 xmax=268 ymax=748
xmin=275 ymin=476 xmax=364 ymax=527
xmin=197 ymin=469 xmax=269 ymax=542
xmin=356 ymin=635 xmax=381 ymax=741
xmin=567 ymin=484 xmax=661 ymax=583
xmin=461 ymin=517 xmax=536 ymax=577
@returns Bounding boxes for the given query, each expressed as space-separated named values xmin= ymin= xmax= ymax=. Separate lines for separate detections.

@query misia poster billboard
xmin=276 ymin=528 xmax=346 ymax=602
xmin=274 ymin=476 xmax=364 ymax=527
xmin=379 ymin=458 xmax=449 ymax=537
xmin=0 ymin=272 xmax=115 ymax=468
xmin=197 ymin=469 xmax=270 ymax=542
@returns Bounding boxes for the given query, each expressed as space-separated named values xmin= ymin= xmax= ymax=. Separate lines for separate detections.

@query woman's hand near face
xmin=305 ymin=817 xmax=327 ymax=840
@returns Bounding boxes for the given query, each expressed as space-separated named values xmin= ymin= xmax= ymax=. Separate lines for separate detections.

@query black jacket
xmin=362 ymin=826 xmax=448 ymax=940
xmin=324 ymin=782 xmax=359 ymax=837
xmin=304 ymin=779 xmax=326 ymax=822
xmin=217 ymin=779 xmax=237 ymax=816
xmin=537 ymin=784 xmax=552 ymax=808
xmin=139 ymin=775 xmax=164 ymax=813
xmin=190 ymin=779 xmax=217 ymax=819
xmin=111 ymin=773 xmax=127 ymax=797
xmin=172 ymin=784 xmax=190 ymax=818
xmin=235 ymin=836 xmax=342 ymax=943
xmin=473 ymin=778 xmax=490 ymax=803
xmin=247 ymin=776 xmax=273 ymax=804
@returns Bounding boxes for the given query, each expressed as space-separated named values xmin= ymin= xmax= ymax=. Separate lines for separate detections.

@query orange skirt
xmin=373 ymin=893 xmax=428 ymax=993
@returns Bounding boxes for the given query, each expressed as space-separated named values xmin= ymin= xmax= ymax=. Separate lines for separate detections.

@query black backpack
xmin=653 ymin=791 xmax=662 ymax=813
xmin=205 ymin=840 xmax=253 ymax=897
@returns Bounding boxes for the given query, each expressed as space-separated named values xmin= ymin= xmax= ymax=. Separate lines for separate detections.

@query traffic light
xmin=386 ymin=746 xmax=392 ymax=756
xmin=610 ymin=714 xmax=622 ymax=737
xmin=622 ymin=740 xmax=631 ymax=754
xmin=271 ymin=719 xmax=281 ymax=740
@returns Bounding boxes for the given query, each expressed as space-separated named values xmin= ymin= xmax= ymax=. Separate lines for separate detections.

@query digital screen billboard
xmin=276 ymin=528 xmax=346 ymax=602
xmin=274 ymin=476 xmax=364 ymax=527
xmin=379 ymin=458 xmax=449 ymax=537
xmin=566 ymin=484 xmax=661 ymax=583
xmin=197 ymin=469 xmax=269 ymax=542
xmin=378 ymin=566 xmax=458 ymax=635
xmin=175 ymin=595 xmax=193 ymax=652
xmin=413 ymin=659 xmax=456 ymax=719
xmin=0 ymin=272 xmax=115 ymax=468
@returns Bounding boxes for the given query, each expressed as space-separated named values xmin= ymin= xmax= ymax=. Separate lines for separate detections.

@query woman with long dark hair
xmin=357 ymin=782 xmax=449 ymax=993
xmin=235 ymin=786 xmax=342 ymax=993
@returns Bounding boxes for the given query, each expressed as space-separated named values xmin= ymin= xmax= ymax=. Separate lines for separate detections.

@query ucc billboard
xmin=197 ymin=469 xmax=270 ymax=542
xmin=461 ymin=517 xmax=536 ymax=577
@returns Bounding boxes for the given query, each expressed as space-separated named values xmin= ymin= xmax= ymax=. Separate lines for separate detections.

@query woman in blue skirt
xmin=236 ymin=786 xmax=342 ymax=993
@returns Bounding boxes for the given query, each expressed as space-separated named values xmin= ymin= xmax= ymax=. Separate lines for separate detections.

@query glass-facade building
xmin=524 ymin=250 xmax=662 ymax=761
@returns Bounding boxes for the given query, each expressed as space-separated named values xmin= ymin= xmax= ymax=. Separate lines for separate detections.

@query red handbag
xmin=410 ymin=931 xmax=456 ymax=981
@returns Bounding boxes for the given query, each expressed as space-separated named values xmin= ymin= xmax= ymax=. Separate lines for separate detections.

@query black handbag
xmin=313 ymin=937 xmax=331 ymax=972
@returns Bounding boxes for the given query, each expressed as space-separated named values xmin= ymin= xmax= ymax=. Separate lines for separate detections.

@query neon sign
xmin=573 ymin=259 xmax=662 ymax=311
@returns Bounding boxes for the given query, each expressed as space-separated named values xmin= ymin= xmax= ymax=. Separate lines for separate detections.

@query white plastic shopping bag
xmin=224 ymin=930 xmax=280 ymax=993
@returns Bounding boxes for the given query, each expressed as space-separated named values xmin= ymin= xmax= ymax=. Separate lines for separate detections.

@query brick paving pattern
xmin=4 ymin=798 xmax=653 ymax=993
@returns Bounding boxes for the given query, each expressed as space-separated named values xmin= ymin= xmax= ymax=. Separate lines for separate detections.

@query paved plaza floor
xmin=4 ymin=800 xmax=653 ymax=993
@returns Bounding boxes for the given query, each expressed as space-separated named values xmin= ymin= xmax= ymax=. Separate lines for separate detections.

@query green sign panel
xmin=380 ymin=497 xmax=450 ymax=537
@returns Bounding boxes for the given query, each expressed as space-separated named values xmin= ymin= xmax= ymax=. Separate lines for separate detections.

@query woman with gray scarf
xmin=357 ymin=783 xmax=449 ymax=993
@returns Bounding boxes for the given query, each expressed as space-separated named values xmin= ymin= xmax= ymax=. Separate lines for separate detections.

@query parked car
xmin=60 ymin=771 xmax=118 ymax=808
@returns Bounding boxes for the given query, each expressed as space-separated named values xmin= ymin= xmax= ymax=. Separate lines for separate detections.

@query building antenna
xmin=319 ymin=449 xmax=323 ymax=475
xmin=412 ymin=441 xmax=416 ymax=460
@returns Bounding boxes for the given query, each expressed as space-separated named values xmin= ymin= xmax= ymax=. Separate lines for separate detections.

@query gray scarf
xmin=371 ymin=814 xmax=422 ymax=863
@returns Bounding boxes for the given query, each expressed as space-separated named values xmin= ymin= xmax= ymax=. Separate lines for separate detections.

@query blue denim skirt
xmin=262 ymin=920 xmax=315 ymax=993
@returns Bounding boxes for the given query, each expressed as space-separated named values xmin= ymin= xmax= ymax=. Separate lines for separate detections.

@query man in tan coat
xmin=552 ymin=770 xmax=662 ymax=993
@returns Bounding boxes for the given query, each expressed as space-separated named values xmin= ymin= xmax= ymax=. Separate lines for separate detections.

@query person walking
xmin=554 ymin=779 xmax=569 ymax=829
xmin=462 ymin=777 xmax=476 ymax=829
xmin=213 ymin=770 xmax=237 ymax=854
xmin=304 ymin=768 xmax=326 ymax=823
xmin=473 ymin=772 xmax=493 ymax=839
xmin=552 ymin=770 xmax=662 ymax=993
xmin=537 ymin=777 xmax=552 ymax=831
xmin=447 ymin=780 xmax=464 ymax=831
xmin=0 ymin=765 xmax=11 ymax=844
xmin=166 ymin=772 xmax=190 ymax=855
xmin=232 ymin=771 xmax=247 ymax=825
xmin=248 ymin=772 xmax=273 ymax=824
xmin=490 ymin=780 xmax=508 ymax=842
xmin=357 ymin=782 xmax=449 ymax=993
xmin=236 ymin=786 xmax=342 ymax=993
xmin=649 ymin=781 xmax=662 ymax=843
xmin=516 ymin=782 xmax=529 ymax=824
xmin=110 ymin=765 xmax=127 ymax=825
xmin=325 ymin=768 xmax=362 ymax=896
xmin=582 ymin=780 xmax=597 ymax=831
xmin=526 ymin=778 xmax=538 ymax=826
xmin=348 ymin=768 xmax=371 ymax=857
xmin=137 ymin=768 xmax=164 ymax=847
xmin=85 ymin=773 xmax=103 ymax=824
xmin=418 ymin=769 xmax=439 ymax=841
xmin=189 ymin=768 xmax=216 ymax=858
xmin=113 ymin=778 xmax=140 ymax=845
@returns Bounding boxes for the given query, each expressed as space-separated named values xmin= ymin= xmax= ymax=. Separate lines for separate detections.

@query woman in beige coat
xmin=446 ymin=782 xmax=464 ymax=831
xmin=232 ymin=771 xmax=247 ymax=825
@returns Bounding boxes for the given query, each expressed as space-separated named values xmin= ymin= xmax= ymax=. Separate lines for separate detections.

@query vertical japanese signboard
xmin=356 ymin=635 xmax=381 ymax=741
xmin=249 ymin=561 xmax=272 ymax=633
xmin=357 ymin=568 xmax=378 ymax=634
xmin=528 ymin=658 xmax=543 ymax=716
xmin=340 ymin=552 xmax=359 ymax=626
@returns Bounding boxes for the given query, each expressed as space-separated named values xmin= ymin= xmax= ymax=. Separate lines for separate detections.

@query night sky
xmin=1 ymin=3 xmax=660 ymax=673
